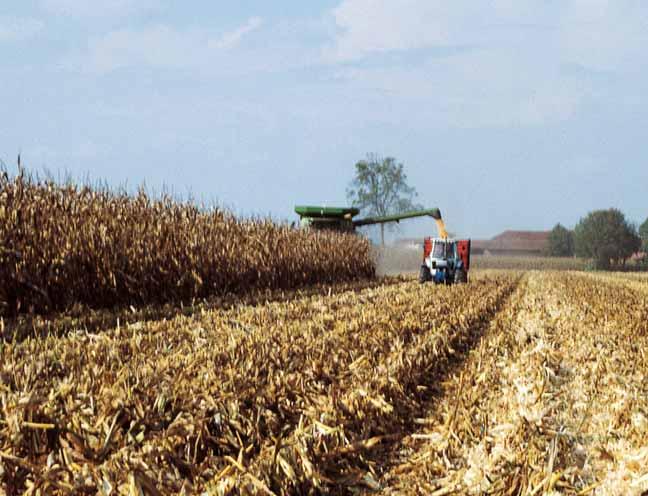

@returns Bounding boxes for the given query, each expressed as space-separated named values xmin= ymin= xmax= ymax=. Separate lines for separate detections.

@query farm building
xmin=472 ymin=230 xmax=550 ymax=256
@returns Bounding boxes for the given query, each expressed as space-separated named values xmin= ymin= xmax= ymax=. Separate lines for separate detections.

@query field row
xmin=1 ymin=276 xmax=407 ymax=343
xmin=3 ymin=271 xmax=646 ymax=494
xmin=382 ymin=272 xmax=648 ymax=495
xmin=1 ymin=273 xmax=518 ymax=494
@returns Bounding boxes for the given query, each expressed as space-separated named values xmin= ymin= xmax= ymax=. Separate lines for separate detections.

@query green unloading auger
xmin=294 ymin=206 xmax=448 ymax=238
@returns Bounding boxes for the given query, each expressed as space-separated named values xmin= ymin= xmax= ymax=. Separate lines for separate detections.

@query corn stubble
xmin=0 ymin=274 xmax=517 ymax=494
xmin=2 ymin=269 xmax=647 ymax=494
xmin=385 ymin=272 xmax=648 ymax=495
xmin=0 ymin=172 xmax=374 ymax=319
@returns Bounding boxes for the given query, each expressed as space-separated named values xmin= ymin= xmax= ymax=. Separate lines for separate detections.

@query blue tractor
xmin=419 ymin=237 xmax=471 ymax=285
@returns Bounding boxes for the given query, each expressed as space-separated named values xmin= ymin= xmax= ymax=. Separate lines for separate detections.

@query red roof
xmin=473 ymin=230 xmax=550 ymax=252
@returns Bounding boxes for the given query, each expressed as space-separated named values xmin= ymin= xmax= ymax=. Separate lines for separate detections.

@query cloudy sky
xmin=1 ymin=0 xmax=647 ymax=239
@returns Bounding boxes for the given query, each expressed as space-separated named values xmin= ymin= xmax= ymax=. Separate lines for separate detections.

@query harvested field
xmin=2 ymin=270 xmax=647 ymax=494
xmin=382 ymin=272 xmax=648 ymax=495
xmin=1 ymin=273 xmax=517 ymax=493
xmin=471 ymin=255 xmax=588 ymax=271
xmin=1 ymin=277 xmax=402 ymax=343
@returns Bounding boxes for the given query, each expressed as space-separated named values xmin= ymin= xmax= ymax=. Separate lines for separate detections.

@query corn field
xmin=2 ymin=270 xmax=647 ymax=494
xmin=0 ymin=172 xmax=374 ymax=318
xmin=1 ymin=174 xmax=647 ymax=494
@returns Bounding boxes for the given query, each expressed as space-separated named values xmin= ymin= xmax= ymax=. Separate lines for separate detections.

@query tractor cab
xmin=431 ymin=239 xmax=454 ymax=261
xmin=420 ymin=237 xmax=471 ymax=285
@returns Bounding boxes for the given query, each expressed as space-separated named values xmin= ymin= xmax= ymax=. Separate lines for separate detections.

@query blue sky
xmin=1 ymin=0 xmax=647 ymax=239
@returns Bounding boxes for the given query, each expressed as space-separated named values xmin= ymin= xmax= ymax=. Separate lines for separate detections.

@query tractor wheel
xmin=419 ymin=265 xmax=431 ymax=284
xmin=454 ymin=268 xmax=467 ymax=284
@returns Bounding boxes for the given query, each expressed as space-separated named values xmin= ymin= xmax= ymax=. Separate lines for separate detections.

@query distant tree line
xmin=344 ymin=153 xmax=648 ymax=269
xmin=547 ymin=208 xmax=647 ymax=270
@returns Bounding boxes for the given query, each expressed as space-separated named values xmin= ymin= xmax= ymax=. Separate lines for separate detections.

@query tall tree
xmin=346 ymin=154 xmax=420 ymax=245
xmin=574 ymin=208 xmax=641 ymax=269
xmin=546 ymin=223 xmax=574 ymax=257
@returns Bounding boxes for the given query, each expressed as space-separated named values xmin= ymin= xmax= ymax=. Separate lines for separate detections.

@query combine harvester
xmin=294 ymin=205 xmax=471 ymax=284
xmin=294 ymin=205 xmax=440 ymax=233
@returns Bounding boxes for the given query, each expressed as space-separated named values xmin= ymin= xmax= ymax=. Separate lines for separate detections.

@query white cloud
xmin=0 ymin=17 xmax=44 ymax=42
xmin=328 ymin=0 xmax=648 ymax=71
xmin=331 ymin=47 xmax=584 ymax=127
xmin=323 ymin=0 xmax=648 ymax=126
xmin=211 ymin=17 xmax=263 ymax=50
xmin=329 ymin=0 xmax=460 ymax=61
xmin=327 ymin=0 xmax=546 ymax=61
xmin=66 ymin=17 xmax=264 ymax=74
xmin=82 ymin=25 xmax=199 ymax=73
xmin=40 ymin=0 xmax=158 ymax=18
